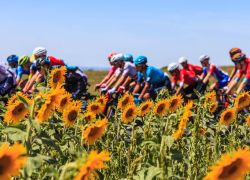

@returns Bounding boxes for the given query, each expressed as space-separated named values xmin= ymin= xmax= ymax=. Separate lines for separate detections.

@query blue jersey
xmin=15 ymin=65 xmax=30 ymax=79
xmin=137 ymin=66 xmax=169 ymax=85
xmin=201 ymin=64 xmax=228 ymax=81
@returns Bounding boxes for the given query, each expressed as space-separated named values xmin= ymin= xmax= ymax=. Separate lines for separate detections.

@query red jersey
xmin=187 ymin=64 xmax=203 ymax=76
xmin=235 ymin=59 xmax=250 ymax=82
xmin=172 ymin=69 xmax=198 ymax=87
xmin=48 ymin=56 xmax=65 ymax=67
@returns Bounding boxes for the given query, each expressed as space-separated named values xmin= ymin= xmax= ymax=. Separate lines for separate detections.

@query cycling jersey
xmin=115 ymin=68 xmax=122 ymax=77
xmin=187 ymin=64 xmax=203 ymax=76
xmin=172 ymin=69 xmax=198 ymax=87
xmin=48 ymin=56 xmax=65 ymax=67
xmin=0 ymin=66 xmax=16 ymax=97
xmin=30 ymin=63 xmax=40 ymax=77
xmin=15 ymin=65 xmax=30 ymax=79
xmin=108 ymin=66 xmax=117 ymax=76
xmin=201 ymin=64 xmax=228 ymax=81
xmin=122 ymin=61 xmax=138 ymax=80
xmin=235 ymin=61 xmax=250 ymax=84
xmin=138 ymin=66 xmax=170 ymax=85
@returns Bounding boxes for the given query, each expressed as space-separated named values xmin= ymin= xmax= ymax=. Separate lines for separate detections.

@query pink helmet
xmin=107 ymin=52 xmax=117 ymax=59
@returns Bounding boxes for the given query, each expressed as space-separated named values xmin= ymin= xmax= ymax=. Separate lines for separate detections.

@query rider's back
xmin=188 ymin=63 xmax=203 ymax=76
xmin=138 ymin=66 xmax=168 ymax=85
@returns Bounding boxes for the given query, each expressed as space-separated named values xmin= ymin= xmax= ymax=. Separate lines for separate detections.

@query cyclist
xmin=199 ymin=55 xmax=229 ymax=90
xmin=94 ymin=53 xmax=118 ymax=90
xmin=0 ymin=61 xmax=16 ymax=97
xmin=226 ymin=53 xmax=250 ymax=94
xmin=133 ymin=56 xmax=171 ymax=103
xmin=168 ymin=62 xmax=199 ymax=96
xmin=178 ymin=57 xmax=203 ymax=76
xmin=103 ymin=54 xmax=138 ymax=94
xmin=7 ymin=55 xmax=30 ymax=89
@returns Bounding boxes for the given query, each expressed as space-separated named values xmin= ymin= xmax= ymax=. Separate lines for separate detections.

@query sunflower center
xmin=91 ymin=105 xmax=99 ymax=110
xmin=68 ymin=110 xmax=77 ymax=122
xmin=97 ymin=99 xmax=104 ymax=105
xmin=219 ymin=158 xmax=241 ymax=178
xmin=142 ymin=104 xmax=149 ymax=111
xmin=157 ymin=104 xmax=165 ymax=114
xmin=126 ymin=109 xmax=133 ymax=118
xmin=85 ymin=116 xmax=91 ymax=124
xmin=224 ymin=112 xmax=233 ymax=121
xmin=122 ymin=98 xmax=129 ymax=106
xmin=239 ymin=96 xmax=247 ymax=105
xmin=170 ymin=99 xmax=177 ymax=108
xmin=12 ymin=103 xmax=25 ymax=115
xmin=60 ymin=97 xmax=68 ymax=107
xmin=89 ymin=127 xmax=100 ymax=136
xmin=0 ymin=155 xmax=11 ymax=175
xmin=53 ymin=71 xmax=61 ymax=83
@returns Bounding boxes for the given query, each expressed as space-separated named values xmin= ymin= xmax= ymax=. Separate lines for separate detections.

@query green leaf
xmin=0 ymin=105 xmax=7 ymax=111
xmin=193 ymin=89 xmax=201 ymax=98
xmin=2 ymin=127 xmax=26 ymax=142
xmin=167 ymin=154 xmax=184 ymax=161
xmin=43 ymin=167 xmax=58 ymax=176
xmin=135 ymin=170 xmax=145 ymax=179
xmin=60 ymin=141 xmax=68 ymax=151
xmin=17 ymin=95 xmax=31 ymax=111
xmin=35 ymin=83 xmax=47 ymax=92
xmin=32 ymin=119 xmax=41 ymax=135
xmin=206 ymin=128 xmax=215 ymax=137
xmin=9 ymin=123 xmax=25 ymax=130
xmin=162 ymin=135 xmax=176 ymax=148
xmin=36 ymin=137 xmax=61 ymax=153
xmin=145 ymin=167 xmax=161 ymax=180
xmin=155 ymin=113 xmax=161 ymax=119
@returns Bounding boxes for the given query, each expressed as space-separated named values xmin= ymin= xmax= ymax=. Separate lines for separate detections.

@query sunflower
xmin=8 ymin=92 xmax=30 ymax=105
xmin=72 ymin=100 xmax=83 ymax=111
xmin=205 ymin=91 xmax=216 ymax=104
xmin=117 ymin=94 xmax=134 ymax=109
xmin=182 ymin=110 xmax=193 ymax=123
xmin=96 ymin=95 xmax=107 ymax=106
xmin=209 ymin=102 xmax=218 ymax=114
xmin=63 ymin=105 xmax=79 ymax=127
xmin=82 ymin=118 xmax=108 ymax=145
xmin=57 ymin=92 xmax=72 ymax=112
xmin=49 ymin=66 xmax=67 ymax=88
xmin=86 ymin=101 xmax=104 ymax=115
xmin=171 ymin=128 xmax=184 ymax=139
xmin=247 ymin=116 xmax=250 ymax=126
xmin=36 ymin=97 xmax=55 ymax=123
xmin=235 ymin=91 xmax=250 ymax=109
xmin=185 ymin=100 xmax=195 ymax=111
xmin=138 ymin=100 xmax=154 ymax=116
xmin=121 ymin=103 xmax=138 ymax=123
xmin=204 ymin=147 xmax=250 ymax=180
xmin=219 ymin=107 xmax=235 ymax=126
xmin=75 ymin=150 xmax=110 ymax=180
xmin=83 ymin=111 xmax=96 ymax=125
xmin=46 ymin=85 xmax=66 ymax=107
xmin=0 ymin=142 xmax=27 ymax=180
xmin=199 ymin=128 xmax=206 ymax=136
xmin=4 ymin=100 xmax=30 ymax=125
xmin=153 ymin=100 xmax=169 ymax=117
xmin=168 ymin=94 xmax=183 ymax=112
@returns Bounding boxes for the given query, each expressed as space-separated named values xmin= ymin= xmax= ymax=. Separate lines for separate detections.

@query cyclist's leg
xmin=24 ymin=72 xmax=39 ymax=91
xmin=210 ymin=76 xmax=228 ymax=90
xmin=0 ymin=76 xmax=15 ymax=97
xmin=19 ymin=79 xmax=28 ymax=89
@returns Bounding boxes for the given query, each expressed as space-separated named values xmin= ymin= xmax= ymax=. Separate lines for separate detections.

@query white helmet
xmin=110 ymin=54 xmax=124 ymax=64
xmin=199 ymin=55 xmax=210 ymax=62
xmin=168 ymin=63 xmax=179 ymax=72
xmin=33 ymin=47 xmax=47 ymax=56
xmin=179 ymin=57 xmax=188 ymax=64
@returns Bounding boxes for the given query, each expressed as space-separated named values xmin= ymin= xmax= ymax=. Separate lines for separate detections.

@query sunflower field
xmin=2 ymin=67 xmax=250 ymax=180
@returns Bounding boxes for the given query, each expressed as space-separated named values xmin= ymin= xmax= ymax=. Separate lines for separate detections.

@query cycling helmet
xmin=232 ymin=53 xmax=246 ymax=62
xmin=134 ymin=56 xmax=147 ymax=65
xmin=7 ymin=55 xmax=18 ymax=63
xmin=18 ymin=55 xmax=30 ymax=66
xmin=36 ymin=56 xmax=50 ymax=67
xmin=107 ymin=52 xmax=117 ymax=59
xmin=199 ymin=55 xmax=210 ymax=63
xmin=110 ymin=54 xmax=124 ymax=64
xmin=179 ymin=57 xmax=188 ymax=64
xmin=33 ymin=47 xmax=47 ymax=56
xmin=229 ymin=48 xmax=241 ymax=57
xmin=124 ymin=54 xmax=133 ymax=61
xmin=168 ymin=63 xmax=179 ymax=72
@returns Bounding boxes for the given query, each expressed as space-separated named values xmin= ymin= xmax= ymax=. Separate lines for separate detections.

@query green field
xmin=85 ymin=65 xmax=238 ymax=95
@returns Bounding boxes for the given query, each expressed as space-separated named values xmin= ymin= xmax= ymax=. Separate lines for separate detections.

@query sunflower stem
xmin=58 ymin=162 xmax=77 ymax=180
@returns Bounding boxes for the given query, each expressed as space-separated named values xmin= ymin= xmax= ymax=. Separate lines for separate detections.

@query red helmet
xmin=229 ymin=48 xmax=241 ymax=57
xmin=107 ymin=53 xmax=117 ymax=59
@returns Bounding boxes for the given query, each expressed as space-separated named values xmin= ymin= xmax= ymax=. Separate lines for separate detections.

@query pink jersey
xmin=107 ymin=66 xmax=117 ymax=76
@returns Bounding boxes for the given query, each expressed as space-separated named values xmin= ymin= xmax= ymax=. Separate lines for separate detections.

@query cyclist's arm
xmin=30 ymin=69 xmax=46 ymax=90
xmin=122 ymin=76 xmax=132 ymax=88
xmin=99 ymin=74 xmax=111 ymax=85
xmin=16 ymin=78 xmax=21 ymax=85
xmin=139 ymin=82 xmax=150 ymax=100
xmin=227 ymin=73 xmax=238 ymax=88
xmin=114 ymin=75 xmax=127 ymax=89
xmin=236 ymin=81 xmax=247 ymax=94
xmin=107 ymin=75 xmax=119 ymax=88
xmin=202 ymin=72 xmax=211 ymax=84
xmin=229 ymin=67 xmax=236 ymax=80
xmin=132 ymin=81 xmax=141 ymax=94
xmin=24 ymin=72 xmax=39 ymax=91
xmin=175 ymin=86 xmax=183 ymax=96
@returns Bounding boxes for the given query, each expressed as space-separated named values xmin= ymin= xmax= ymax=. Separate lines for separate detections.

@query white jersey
xmin=122 ymin=62 xmax=138 ymax=80
xmin=0 ymin=62 xmax=14 ymax=82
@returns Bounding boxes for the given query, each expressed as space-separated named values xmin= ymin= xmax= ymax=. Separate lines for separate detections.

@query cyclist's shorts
xmin=183 ymin=83 xmax=198 ymax=95
xmin=0 ymin=76 xmax=15 ymax=97
xmin=216 ymin=76 xmax=229 ymax=88
xmin=148 ymin=77 xmax=171 ymax=100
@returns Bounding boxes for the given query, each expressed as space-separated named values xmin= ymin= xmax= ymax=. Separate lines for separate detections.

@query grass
xmin=85 ymin=65 xmax=240 ymax=95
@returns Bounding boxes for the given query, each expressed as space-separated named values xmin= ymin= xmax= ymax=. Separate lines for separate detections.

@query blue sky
xmin=1 ymin=0 xmax=250 ymax=68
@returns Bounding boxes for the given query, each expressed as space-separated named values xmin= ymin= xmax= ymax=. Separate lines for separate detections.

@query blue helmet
xmin=134 ymin=56 xmax=147 ymax=65
xmin=124 ymin=54 xmax=133 ymax=61
xmin=7 ymin=55 xmax=18 ymax=63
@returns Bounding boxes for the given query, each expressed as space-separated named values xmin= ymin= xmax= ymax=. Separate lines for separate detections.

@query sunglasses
xmin=135 ymin=64 xmax=143 ymax=67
